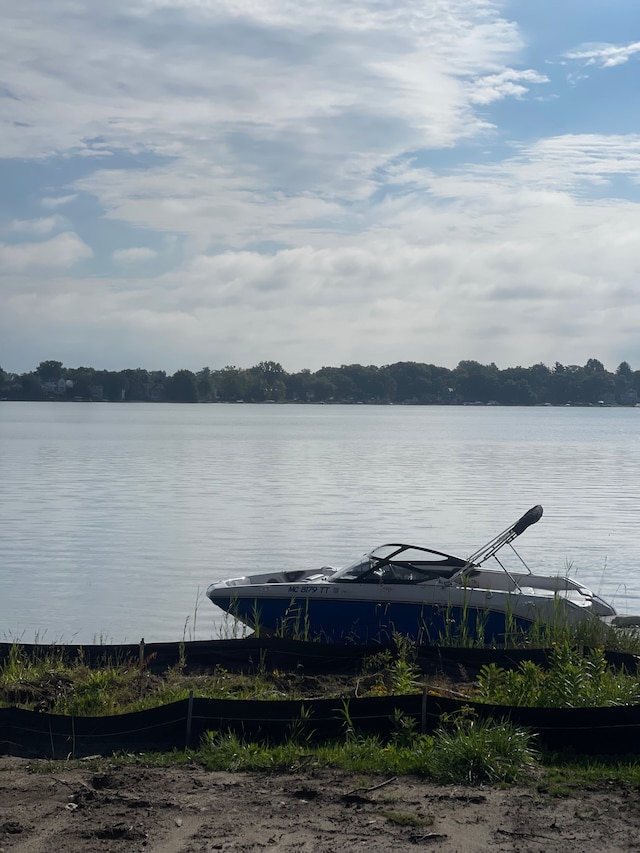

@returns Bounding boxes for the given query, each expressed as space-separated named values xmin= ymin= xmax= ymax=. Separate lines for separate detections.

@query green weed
xmin=476 ymin=643 xmax=640 ymax=708
xmin=195 ymin=714 xmax=536 ymax=783
xmin=381 ymin=810 xmax=434 ymax=828
xmin=199 ymin=731 xmax=310 ymax=771
xmin=426 ymin=711 xmax=538 ymax=784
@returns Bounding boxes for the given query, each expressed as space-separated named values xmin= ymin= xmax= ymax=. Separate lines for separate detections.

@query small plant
xmin=339 ymin=698 xmax=357 ymax=742
xmin=215 ymin=595 xmax=252 ymax=640
xmin=177 ymin=641 xmax=187 ymax=673
xmin=427 ymin=710 xmax=538 ymax=784
xmin=381 ymin=810 xmax=435 ymax=828
xmin=357 ymin=638 xmax=422 ymax=697
xmin=389 ymin=635 xmax=421 ymax=694
xmin=248 ymin=600 xmax=263 ymax=638
xmin=57 ymin=668 xmax=129 ymax=716
xmin=360 ymin=649 xmax=393 ymax=674
xmin=435 ymin=601 xmax=503 ymax=648
xmin=390 ymin=707 xmax=418 ymax=748
xmin=286 ymin=703 xmax=315 ymax=745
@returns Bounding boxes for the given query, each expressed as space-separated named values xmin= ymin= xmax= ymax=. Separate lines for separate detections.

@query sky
xmin=2 ymin=0 xmax=640 ymax=375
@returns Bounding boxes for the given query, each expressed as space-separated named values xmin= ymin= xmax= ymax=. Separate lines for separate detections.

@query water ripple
xmin=1 ymin=402 xmax=639 ymax=641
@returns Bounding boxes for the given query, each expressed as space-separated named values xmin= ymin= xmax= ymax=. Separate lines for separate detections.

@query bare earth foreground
xmin=2 ymin=758 xmax=640 ymax=853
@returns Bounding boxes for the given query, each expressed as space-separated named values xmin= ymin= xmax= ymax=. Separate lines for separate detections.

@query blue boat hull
xmin=211 ymin=594 xmax=536 ymax=644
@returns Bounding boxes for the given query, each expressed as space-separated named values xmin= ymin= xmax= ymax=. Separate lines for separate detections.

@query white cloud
xmin=565 ymin=41 xmax=640 ymax=69
xmin=0 ymin=233 xmax=93 ymax=272
xmin=4 ymin=166 xmax=640 ymax=374
xmin=433 ymin=134 xmax=640 ymax=195
xmin=0 ymin=0 xmax=525 ymax=161
xmin=469 ymin=69 xmax=549 ymax=105
xmin=112 ymin=247 xmax=158 ymax=264
xmin=9 ymin=218 xmax=59 ymax=235
xmin=0 ymin=0 xmax=545 ymax=257
xmin=41 ymin=195 xmax=78 ymax=209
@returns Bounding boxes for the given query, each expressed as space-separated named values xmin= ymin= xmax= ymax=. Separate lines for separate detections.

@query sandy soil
xmin=2 ymin=757 xmax=640 ymax=852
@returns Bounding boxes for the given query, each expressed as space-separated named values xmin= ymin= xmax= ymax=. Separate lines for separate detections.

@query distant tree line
xmin=1 ymin=357 xmax=639 ymax=406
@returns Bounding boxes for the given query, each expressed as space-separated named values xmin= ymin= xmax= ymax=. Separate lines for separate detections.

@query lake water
xmin=2 ymin=401 xmax=640 ymax=643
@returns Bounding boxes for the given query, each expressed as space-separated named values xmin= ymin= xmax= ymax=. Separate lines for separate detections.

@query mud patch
xmin=2 ymin=758 xmax=640 ymax=852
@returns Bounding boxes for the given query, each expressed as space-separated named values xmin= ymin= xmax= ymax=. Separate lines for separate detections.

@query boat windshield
xmin=330 ymin=555 xmax=375 ymax=582
xmin=330 ymin=544 xmax=468 ymax=583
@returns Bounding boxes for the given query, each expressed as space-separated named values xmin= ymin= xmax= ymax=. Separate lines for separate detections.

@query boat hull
xmin=210 ymin=592 xmax=542 ymax=644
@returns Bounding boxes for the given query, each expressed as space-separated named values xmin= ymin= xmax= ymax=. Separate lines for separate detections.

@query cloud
xmin=112 ymin=247 xmax=158 ymax=264
xmin=9 ymin=217 xmax=59 ymax=235
xmin=4 ymin=161 xmax=640 ymax=375
xmin=433 ymin=134 xmax=640 ymax=195
xmin=41 ymin=194 xmax=78 ymax=209
xmin=0 ymin=0 xmax=545 ymax=256
xmin=564 ymin=41 xmax=640 ymax=69
xmin=0 ymin=232 xmax=93 ymax=272
xmin=0 ymin=0 xmax=525 ymax=162
xmin=469 ymin=69 xmax=548 ymax=105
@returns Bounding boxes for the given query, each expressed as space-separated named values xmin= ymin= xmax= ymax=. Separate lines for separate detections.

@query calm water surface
xmin=1 ymin=401 xmax=640 ymax=642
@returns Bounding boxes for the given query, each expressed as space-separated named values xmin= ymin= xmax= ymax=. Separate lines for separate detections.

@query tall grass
xmin=0 ymin=639 xmax=426 ymax=715
xmin=198 ymin=713 xmax=537 ymax=783
xmin=476 ymin=643 xmax=640 ymax=708
xmin=427 ymin=713 xmax=538 ymax=784
xmin=3 ymin=629 xmax=640 ymax=718
xmin=0 ymin=643 xmax=71 ymax=710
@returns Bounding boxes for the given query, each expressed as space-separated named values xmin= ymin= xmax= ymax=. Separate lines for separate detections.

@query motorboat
xmin=206 ymin=505 xmax=618 ymax=644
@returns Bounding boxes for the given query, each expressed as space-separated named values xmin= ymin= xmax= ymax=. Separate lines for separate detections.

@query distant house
xmin=42 ymin=379 xmax=74 ymax=396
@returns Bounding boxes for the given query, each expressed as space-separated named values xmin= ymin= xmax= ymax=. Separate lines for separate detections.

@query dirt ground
xmin=2 ymin=758 xmax=640 ymax=852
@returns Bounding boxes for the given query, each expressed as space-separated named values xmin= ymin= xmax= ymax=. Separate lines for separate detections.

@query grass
xmin=428 ymin=601 xmax=640 ymax=652
xmin=195 ymin=711 xmax=538 ymax=783
xmin=474 ymin=642 xmax=640 ymax=708
xmin=116 ymin=716 xmax=640 ymax=790
xmin=536 ymin=756 xmax=640 ymax=791
xmin=426 ymin=712 xmax=538 ymax=784
xmin=0 ymin=639 xmax=428 ymax=715
xmin=20 ymin=711 xmax=640 ymax=792
xmin=26 ymin=727 xmax=640 ymax=796
xmin=2 ymin=631 xmax=640 ymax=716
xmin=5 ymin=630 xmax=640 ymax=788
